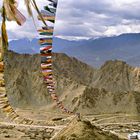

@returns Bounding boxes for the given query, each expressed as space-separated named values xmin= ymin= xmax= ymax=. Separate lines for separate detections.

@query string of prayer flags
xmin=38 ymin=0 xmax=81 ymax=117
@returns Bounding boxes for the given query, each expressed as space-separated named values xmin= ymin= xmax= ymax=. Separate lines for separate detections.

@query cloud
xmin=54 ymin=0 xmax=140 ymax=39
xmin=1 ymin=0 xmax=140 ymax=40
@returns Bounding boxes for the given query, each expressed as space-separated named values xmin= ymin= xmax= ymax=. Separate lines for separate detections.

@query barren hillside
xmin=4 ymin=51 xmax=140 ymax=115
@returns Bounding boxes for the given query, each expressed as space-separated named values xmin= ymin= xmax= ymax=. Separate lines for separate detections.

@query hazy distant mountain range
xmin=9 ymin=33 xmax=140 ymax=67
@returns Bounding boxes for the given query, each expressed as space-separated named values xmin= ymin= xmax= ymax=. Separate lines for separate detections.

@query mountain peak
xmin=101 ymin=60 xmax=128 ymax=70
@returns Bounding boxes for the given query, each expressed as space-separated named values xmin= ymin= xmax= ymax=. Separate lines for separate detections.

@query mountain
xmin=61 ymin=33 xmax=140 ymax=67
xmin=53 ymin=37 xmax=85 ymax=52
xmin=9 ymin=38 xmax=40 ymax=54
xmin=9 ymin=33 xmax=140 ymax=67
xmin=9 ymin=37 xmax=85 ymax=54
xmin=4 ymin=51 xmax=140 ymax=115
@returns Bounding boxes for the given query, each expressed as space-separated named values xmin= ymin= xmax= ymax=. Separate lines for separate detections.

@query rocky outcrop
xmin=72 ymin=87 xmax=140 ymax=115
xmin=92 ymin=60 xmax=140 ymax=92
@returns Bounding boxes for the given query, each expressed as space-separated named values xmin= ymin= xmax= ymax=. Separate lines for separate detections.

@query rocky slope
xmin=4 ymin=51 xmax=140 ymax=115
xmin=91 ymin=60 xmax=140 ymax=92
xmin=4 ymin=52 xmax=51 ymax=108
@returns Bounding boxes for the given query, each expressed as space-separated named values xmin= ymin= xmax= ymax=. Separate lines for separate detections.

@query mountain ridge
xmin=9 ymin=33 xmax=140 ymax=67
xmin=4 ymin=51 xmax=140 ymax=115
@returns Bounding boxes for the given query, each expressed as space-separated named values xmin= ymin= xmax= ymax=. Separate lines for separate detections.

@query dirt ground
xmin=0 ymin=109 xmax=139 ymax=140
xmin=84 ymin=113 xmax=140 ymax=139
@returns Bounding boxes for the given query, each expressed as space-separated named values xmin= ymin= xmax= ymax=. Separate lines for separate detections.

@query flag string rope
xmin=39 ymin=0 xmax=80 ymax=117
xmin=0 ymin=0 xmax=80 ymax=125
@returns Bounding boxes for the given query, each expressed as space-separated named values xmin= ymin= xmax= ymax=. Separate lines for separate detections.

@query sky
xmin=0 ymin=0 xmax=140 ymax=40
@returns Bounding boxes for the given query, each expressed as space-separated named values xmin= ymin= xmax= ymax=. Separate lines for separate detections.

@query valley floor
xmin=0 ymin=109 xmax=139 ymax=139
xmin=85 ymin=113 xmax=140 ymax=139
